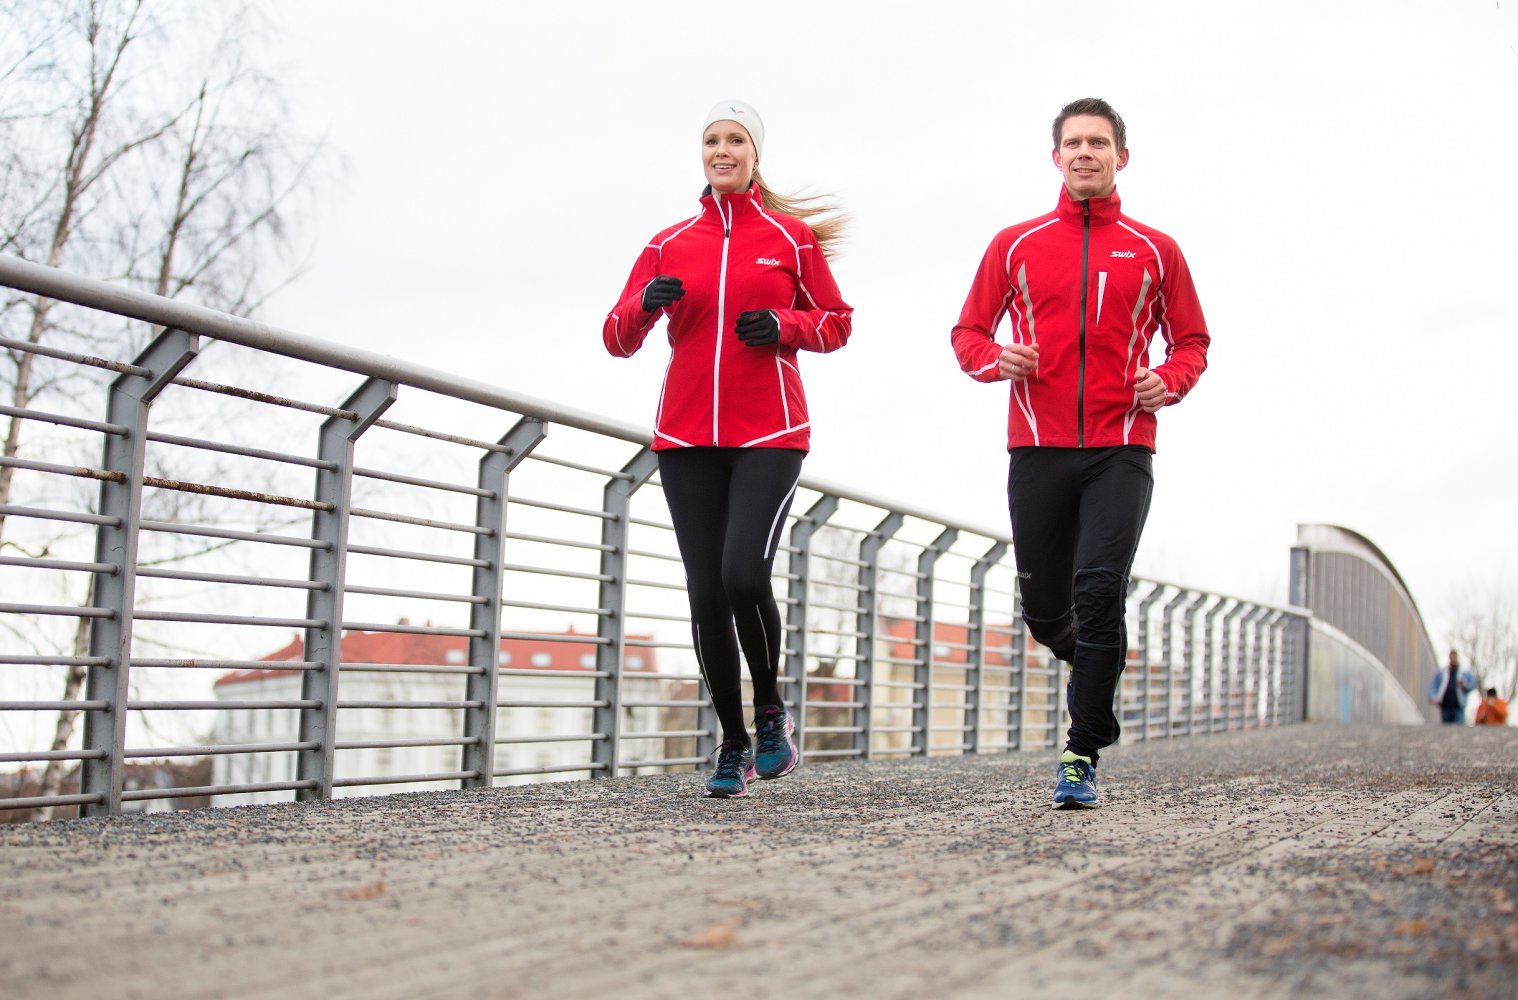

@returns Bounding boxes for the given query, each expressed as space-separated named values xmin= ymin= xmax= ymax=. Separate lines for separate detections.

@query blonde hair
xmin=752 ymin=170 xmax=849 ymax=259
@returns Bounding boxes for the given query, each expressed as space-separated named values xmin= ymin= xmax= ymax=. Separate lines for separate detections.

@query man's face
xmin=1053 ymin=114 xmax=1128 ymax=200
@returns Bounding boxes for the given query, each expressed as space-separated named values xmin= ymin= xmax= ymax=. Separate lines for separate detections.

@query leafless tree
xmin=1447 ymin=579 xmax=1518 ymax=704
xmin=0 ymin=0 xmax=327 ymax=817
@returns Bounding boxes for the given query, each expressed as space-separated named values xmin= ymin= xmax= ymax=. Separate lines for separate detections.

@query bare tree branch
xmin=2 ymin=0 xmax=332 ymax=819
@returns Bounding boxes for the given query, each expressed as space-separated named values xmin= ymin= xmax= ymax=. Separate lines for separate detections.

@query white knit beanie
xmin=701 ymin=100 xmax=764 ymax=161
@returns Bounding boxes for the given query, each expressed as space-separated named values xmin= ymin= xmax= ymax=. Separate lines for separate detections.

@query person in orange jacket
xmin=1474 ymin=688 xmax=1509 ymax=726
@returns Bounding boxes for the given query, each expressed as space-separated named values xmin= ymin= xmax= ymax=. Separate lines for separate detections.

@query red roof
xmin=215 ymin=626 xmax=658 ymax=687
xmin=882 ymin=617 xmax=1017 ymax=667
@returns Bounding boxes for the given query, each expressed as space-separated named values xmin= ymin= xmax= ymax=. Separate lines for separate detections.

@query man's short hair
xmin=1488 ymin=688 xmax=1499 ymax=698
xmin=1053 ymin=98 xmax=1127 ymax=151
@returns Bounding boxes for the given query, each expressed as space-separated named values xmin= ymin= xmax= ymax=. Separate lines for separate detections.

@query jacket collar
xmin=1056 ymin=185 xmax=1122 ymax=227
xmin=700 ymin=182 xmax=765 ymax=227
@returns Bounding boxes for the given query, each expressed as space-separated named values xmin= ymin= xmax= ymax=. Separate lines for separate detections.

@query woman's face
xmin=702 ymin=120 xmax=757 ymax=194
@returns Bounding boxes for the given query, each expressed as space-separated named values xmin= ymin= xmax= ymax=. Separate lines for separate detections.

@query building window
xmin=498 ymin=651 xmax=512 ymax=666
xmin=580 ymin=653 xmax=596 ymax=668
xmin=626 ymin=655 xmax=644 ymax=669
xmin=445 ymin=649 xmax=466 ymax=665
xmin=531 ymin=652 xmax=551 ymax=667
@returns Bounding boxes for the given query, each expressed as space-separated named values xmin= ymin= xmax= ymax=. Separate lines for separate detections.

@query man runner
xmin=950 ymin=98 xmax=1211 ymax=808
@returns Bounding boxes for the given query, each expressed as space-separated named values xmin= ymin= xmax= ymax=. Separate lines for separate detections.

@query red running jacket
xmin=604 ymin=185 xmax=852 ymax=452
xmin=951 ymin=187 xmax=1210 ymax=451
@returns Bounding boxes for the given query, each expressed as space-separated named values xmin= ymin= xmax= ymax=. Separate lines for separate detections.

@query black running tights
xmin=658 ymin=447 xmax=804 ymax=746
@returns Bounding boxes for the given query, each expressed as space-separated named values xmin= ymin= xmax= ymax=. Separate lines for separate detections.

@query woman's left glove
xmin=735 ymin=310 xmax=780 ymax=347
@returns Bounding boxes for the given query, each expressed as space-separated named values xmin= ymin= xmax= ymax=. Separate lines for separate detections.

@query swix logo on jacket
xmin=604 ymin=185 xmax=852 ymax=452
xmin=951 ymin=187 xmax=1210 ymax=451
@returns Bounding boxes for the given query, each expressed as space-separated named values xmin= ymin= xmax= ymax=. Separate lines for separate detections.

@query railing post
xmin=856 ymin=511 xmax=903 ymax=760
xmin=296 ymin=378 xmax=396 ymax=802
xmin=593 ymin=447 xmax=659 ymax=778
xmin=967 ymin=540 xmax=1007 ymax=754
xmin=79 ymin=328 xmax=199 ymax=818
xmin=1248 ymin=606 xmax=1271 ymax=728
xmin=1135 ymin=583 xmax=1165 ymax=742
xmin=461 ymin=418 xmax=547 ymax=789
xmin=1205 ymin=598 xmax=1234 ymax=734
xmin=914 ymin=527 xmax=957 ymax=757
xmin=784 ymin=494 xmax=838 ymax=760
xmin=1263 ymin=611 xmax=1286 ymax=727
xmin=1287 ymin=612 xmax=1309 ymax=723
xmin=1181 ymin=592 xmax=1210 ymax=736
xmin=1222 ymin=602 xmax=1249 ymax=731
xmin=1014 ymin=580 xmax=1032 ymax=751
xmin=1160 ymin=588 xmax=1191 ymax=739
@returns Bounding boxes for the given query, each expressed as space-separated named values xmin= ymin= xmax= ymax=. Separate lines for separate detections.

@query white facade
xmin=211 ymin=665 xmax=669 ymax=806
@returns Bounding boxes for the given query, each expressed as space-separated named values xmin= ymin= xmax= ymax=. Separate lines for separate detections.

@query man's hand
xmin=1135 ymin=367 xmax=1167 ymax=412
xmin=641 ymin=275 xmax=685 ymax=312
xmin=997 ymin=343 xmax=1039 ymax=381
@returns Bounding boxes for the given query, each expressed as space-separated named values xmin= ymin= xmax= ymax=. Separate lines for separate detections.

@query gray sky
xmin=264 ymin=0 xmax=1518 ymax=644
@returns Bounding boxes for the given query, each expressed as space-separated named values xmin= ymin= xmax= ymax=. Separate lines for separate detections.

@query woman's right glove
xmin=641 ymin=275 xmax=685 ymax=312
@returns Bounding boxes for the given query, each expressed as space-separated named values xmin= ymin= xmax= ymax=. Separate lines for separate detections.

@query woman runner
xmin=603 ymin=100 xmax=852 ymax=797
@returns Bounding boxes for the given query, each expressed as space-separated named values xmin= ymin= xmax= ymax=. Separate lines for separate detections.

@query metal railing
xmin=0 ymin=254 xmax=1309 ymax=819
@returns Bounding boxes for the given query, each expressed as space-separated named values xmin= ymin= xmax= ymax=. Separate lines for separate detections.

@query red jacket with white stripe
xmin=604 ymin=184 xmax=852 ymax=452
xmin=951 ymin=187 xmax=1209 ymax=451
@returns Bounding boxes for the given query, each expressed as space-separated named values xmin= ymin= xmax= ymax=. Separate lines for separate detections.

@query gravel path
xmin=3 ymin=723 xmax=1515 ymax=999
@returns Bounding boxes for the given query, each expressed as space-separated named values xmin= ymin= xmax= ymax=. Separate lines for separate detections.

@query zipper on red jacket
xmin=713 ymin=196 xmax=733 ymax=445
xmin=1077 ymin=199 xmax=1090 ymax=447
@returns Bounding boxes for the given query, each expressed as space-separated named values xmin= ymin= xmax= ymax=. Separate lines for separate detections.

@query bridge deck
xmin=3 ymin=724 xmax=1515 ymax=999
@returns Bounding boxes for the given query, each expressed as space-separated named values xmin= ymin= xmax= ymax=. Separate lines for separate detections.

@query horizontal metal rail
xmin=331 ymin=770 xmax=477 ymax=788
xmin=124 ymin=742 xmax=318 ymax=758
xmin=0 ymin=793 xmax=106 ymax=811
xmin=353 ymin=465 xmax=494 ymax=496
xmin=492 ymin=763 xmax=610 ymax=778
xmin=335 ymin=737 xmax=478 ymax=751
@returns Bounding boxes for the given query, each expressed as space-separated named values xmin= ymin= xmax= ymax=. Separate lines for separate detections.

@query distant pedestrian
xmin=603 ymin=100 xmax=852 ymax=798
xmin=1473 ymin=687 xmax=1508 ymax=726
xmin=950 ymin=98 xmax=1210 ymax=808
xmin=1428 ymin=650 xmax=1476 ymax=724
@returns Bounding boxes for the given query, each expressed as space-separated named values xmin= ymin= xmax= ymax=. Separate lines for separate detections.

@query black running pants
xmin=658 ymin=447 xmax=804 ymax=746
xmin=1007 ymin=446 xmax=1154 ymax=763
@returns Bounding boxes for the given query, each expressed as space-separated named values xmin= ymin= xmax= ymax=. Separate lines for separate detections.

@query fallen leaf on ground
xmin=341 ymin=880 xmax=386 ymax=900
xmin=680 ymin=920 xmax=739 ymax=948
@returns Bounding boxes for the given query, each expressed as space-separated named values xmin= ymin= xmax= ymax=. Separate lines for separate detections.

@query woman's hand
xmin=735 ymin=310 xmax=780 ymax=347
xmin=641 ymin=275 xmax=685 ymax=312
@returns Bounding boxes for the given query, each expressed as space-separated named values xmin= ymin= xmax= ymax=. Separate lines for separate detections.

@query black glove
xmin=735 ymin=309 xmax=780 ymax=347
xmin=641 ymin=275 xmax=685 ymax=312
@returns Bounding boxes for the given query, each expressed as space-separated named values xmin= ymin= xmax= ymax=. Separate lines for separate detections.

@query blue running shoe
xmin=705 ymin=740 xmax=755 ymax=798
xmin=1052 ymin=751 xmax=1099 ymax=809
xmin=753 ymin=705 xmax=798 ymax=779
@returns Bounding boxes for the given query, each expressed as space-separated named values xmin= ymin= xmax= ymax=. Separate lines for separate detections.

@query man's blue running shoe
xmin=1052 ymin=751 xmax=1099 ymax=809
xmin=753 ymin=705 xmax=798 ymax=779
xmin=705 ymin=740 xmax=755 ymax=798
